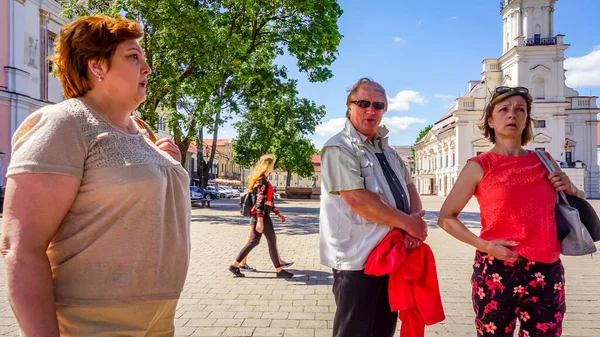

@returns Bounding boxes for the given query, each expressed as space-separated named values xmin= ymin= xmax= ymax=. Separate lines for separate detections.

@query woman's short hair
xmin=50 ymin=15 xmax=143 ymax=99
xmin=479 ymin=87 xmax=534 ymax=146
xmin=346 ymin=78 xmax=388 ymax=118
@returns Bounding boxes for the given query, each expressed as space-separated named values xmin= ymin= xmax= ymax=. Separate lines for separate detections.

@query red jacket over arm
xmin=365 ymin=229 xmax=445 ymax=337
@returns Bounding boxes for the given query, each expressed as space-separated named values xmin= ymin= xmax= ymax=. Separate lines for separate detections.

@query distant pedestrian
xmin=438 ymin=86 xmax=585 ymax=337
xmin=229 ymin=154 xmax=293 ymax=278
xmin=1 ymin=15 xmax=189 ymax=336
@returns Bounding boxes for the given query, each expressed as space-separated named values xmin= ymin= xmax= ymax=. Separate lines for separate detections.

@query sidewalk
xmin=0 ymin=197 xmax=598 ymax=336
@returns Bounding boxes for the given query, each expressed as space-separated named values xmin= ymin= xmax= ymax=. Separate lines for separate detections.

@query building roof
xmin=202 ymin=139 xmax=232 ymax=147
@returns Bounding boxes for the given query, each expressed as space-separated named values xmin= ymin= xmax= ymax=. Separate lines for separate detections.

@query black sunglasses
xmin=494 ymin=86 xmax=529 ymax=96
xmin=351 ymin=100 xmax=386 ymax=110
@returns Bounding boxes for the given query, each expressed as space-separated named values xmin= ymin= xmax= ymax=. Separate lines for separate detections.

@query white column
xmin=40 ymin=9 xmax=49 ymax=101
xmin=550 ymin=7 xmax=555 ymax=36
xmin=542 ymin=7 xmax=549 ymax=36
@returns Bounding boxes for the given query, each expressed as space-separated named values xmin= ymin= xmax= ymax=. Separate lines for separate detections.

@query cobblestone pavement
xmin=0 ymin=196 xmax=599 ymax=336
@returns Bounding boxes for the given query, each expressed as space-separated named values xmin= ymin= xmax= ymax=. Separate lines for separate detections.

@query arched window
xmin=534 ymin=76 xmax=546 ymax=99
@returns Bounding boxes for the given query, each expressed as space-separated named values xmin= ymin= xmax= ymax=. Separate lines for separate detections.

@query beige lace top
xmin=7 ymin=98 xmax=191 ymax=306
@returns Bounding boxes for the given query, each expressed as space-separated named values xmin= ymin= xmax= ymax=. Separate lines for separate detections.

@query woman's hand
xmin=256 ymin=217 xmax=264 ymax=233
xmin=547 ymin=171 xmax=576 ymax=195
xmin=155 ymin=138 xmax=181 ymax=162
xmin=482 ymin=240 xmax=519 ymax=263
xmin=278 ymin=214 xmax=286 ymax=223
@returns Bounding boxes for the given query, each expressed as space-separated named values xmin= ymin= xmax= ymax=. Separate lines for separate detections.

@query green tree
xmin=412 ymin=124 xmax=433 ymax=167
xmin=233 ymin=81 xmax=324 ymax=186
xmin=59 ymin=0 xmax=343 ymax=187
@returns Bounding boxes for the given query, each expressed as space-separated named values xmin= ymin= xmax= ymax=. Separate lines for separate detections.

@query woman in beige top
xmin=1 ymin=15 xmax=190 ymax=336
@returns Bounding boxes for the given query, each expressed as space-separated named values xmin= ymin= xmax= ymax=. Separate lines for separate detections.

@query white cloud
xmin=449 ymin=16 xmax=458 ymax=20
xmin=315 ymin=118 xmax=347 ymax=137
xmin=387 ymin=90 xmax=426 ymax=111
xmin=393 ymin=36 xmax=402 ymax=42
xmin=434 ymin=94 xmax=455 ymax=101
xmin=565 ymin=46 xmax=600 ymax=87
xmin=417 ymin=19 xmax=423 ymax=25
xmin=382 ymin=116 xmax=427 ymax=134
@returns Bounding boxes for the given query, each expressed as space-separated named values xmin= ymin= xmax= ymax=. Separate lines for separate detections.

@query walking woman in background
xmin=438 ymin=86 xmax=586 ymax=337
xmin=229 ymin=154 xmax=293 ymax=279
xmin=1 ymin=15 xmax=189 ymax=336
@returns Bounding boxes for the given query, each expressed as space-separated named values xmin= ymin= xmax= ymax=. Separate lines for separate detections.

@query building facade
xmin=414 ymin=0 xmax=600 ymax=198
xmin=390 ymin=145 xmax=415 ymax=173
xmin=1 ymin=0 xmax=69 ymax=186
xmin=199 ymin=139 xmax=243 ymax=185
xmin=269 ymin=154 xmax=322 ymax=189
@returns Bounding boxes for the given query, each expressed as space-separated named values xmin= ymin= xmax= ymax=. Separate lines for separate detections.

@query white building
xmin=390 ymin=145 xmax=415 ymax=172
xmin=414 ymin=0 xmax=600 ymax=198
xmin=1 ymin=0 xmax=69 ymax=186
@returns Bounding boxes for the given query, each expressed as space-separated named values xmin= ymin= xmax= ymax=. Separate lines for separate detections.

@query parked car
xmin=190 ymin=186 xmax=203 ymax=201
xmin=191 ymin=186 xmax=218 ymax=200
xmin=201 ymin=186 xmax=218 ymax=200
xmin=217 ymin=185 xmax=234 ymax=199
xmin=204 ymin=186 xmax=220 ymax=199
xmin=222 ymin=185 xmax=240 ymax=198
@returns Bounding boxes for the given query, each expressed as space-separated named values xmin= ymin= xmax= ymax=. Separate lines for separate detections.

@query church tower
xmin=499 ymin=0 xmax=574 ymax=102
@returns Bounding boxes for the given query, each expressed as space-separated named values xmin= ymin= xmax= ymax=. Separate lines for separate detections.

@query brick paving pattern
xmin=0 ymin=196 xmax=598 ymax=336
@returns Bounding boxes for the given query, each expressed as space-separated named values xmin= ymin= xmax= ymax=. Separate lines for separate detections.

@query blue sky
xmin=216 ymin=0 xmax=600 ymax=149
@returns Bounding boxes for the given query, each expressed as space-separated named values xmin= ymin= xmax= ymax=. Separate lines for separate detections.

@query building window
xmin=157 ymin=116 xmax=166 ymax=131
xmin=566 ymin=124 xmax=573 ymax=134
xmin=533 ymin=119 xmax=546 ymax=128
xmin=534 ymin=76 xmax=546 ymax=99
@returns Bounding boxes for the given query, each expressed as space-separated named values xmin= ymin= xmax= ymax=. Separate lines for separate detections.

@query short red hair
xmin=51 ymin=15 xmax=143 ymax=99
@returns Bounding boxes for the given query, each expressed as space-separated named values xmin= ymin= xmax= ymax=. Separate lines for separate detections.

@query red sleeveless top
xmin=468 ymin=151 xmax=560 ymax=263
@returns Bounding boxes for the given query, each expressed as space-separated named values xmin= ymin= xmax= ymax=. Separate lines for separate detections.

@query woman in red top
xmin=229 ymin=154 xmax=293 ymax=279
xmin=438 ymin=86 xmax=586 ymax=337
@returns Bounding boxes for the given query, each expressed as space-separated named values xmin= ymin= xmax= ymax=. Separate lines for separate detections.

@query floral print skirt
xmin=471 ymin=250 xmax=566 ymax=337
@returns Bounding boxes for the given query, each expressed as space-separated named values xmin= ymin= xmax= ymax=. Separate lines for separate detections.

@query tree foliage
xmin=233 ymin=80 xmax=324 ymax=185
xmin=59 ymin=0 xmax=342 ymax=187
xmin=411 ymin=124 xmax=433 ymax=166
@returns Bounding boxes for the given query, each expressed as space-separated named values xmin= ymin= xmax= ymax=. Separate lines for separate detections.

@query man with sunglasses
xmin=319 ymin=77 xmax=428 ymax=337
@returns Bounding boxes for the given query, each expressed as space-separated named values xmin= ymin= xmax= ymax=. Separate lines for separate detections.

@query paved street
xmin=0 ymin=196 xmax=599 ymax=336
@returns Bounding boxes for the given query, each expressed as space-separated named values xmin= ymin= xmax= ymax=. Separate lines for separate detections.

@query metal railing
xmin=500 ymin=0 xmax=516 ymax=12
xmin=525 ymin=37 xmax=557 ymax=46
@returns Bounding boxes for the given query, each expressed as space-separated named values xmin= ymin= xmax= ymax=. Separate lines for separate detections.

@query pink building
xmin=0 ymin=0 xmax=69 ymax=186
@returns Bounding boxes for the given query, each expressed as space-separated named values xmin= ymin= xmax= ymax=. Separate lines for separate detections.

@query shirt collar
xmin=345 ymin=119 xmax=389 ymax=146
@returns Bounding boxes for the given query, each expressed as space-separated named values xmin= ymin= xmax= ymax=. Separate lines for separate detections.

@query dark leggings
xmin=472 ymin=250 xmax=566 ymax=337
xmin=235 ymin=209 xmax=281 ymax=268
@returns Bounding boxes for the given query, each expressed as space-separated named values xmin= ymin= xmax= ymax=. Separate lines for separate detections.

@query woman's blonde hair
xmin=346 ymin=77 xmax=388 ymax=118
xmin=246 ymin=154 xmax=275 ymax=193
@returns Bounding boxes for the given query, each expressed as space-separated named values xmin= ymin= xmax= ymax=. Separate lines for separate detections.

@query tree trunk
xmin=202 ymin=111 xmax=221 ymax=188
xmin=286 ymin=169 xmax=292 ymax=187
xmin=196 ymin=128 xmax=204 ymax=187
xmin=174 ymin=138 xmax=190 ymax=167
